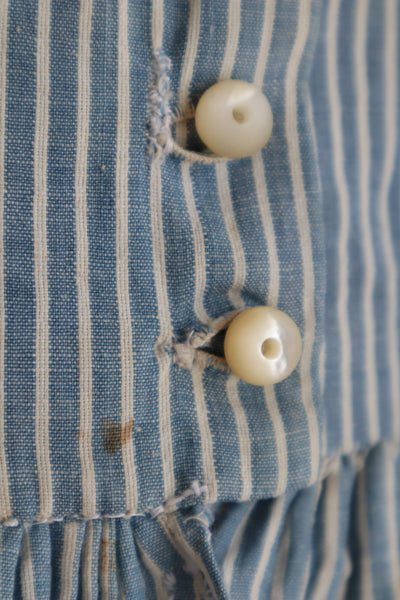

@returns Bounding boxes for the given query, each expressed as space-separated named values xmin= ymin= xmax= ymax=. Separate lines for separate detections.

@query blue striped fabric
xmin=0 ymin=0 xmax=399 ymax=597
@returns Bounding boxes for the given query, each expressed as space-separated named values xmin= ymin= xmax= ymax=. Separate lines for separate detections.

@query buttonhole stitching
xmin=148 ymin=50 xmax=235 ymax=164
xmin=172 ymin=310 xmax=240 ymax=372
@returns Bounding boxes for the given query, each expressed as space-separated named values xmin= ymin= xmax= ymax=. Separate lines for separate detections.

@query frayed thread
xmin=147 ymin=481 xmax=208 ymax=519
xmin=148 ymin=51 xmax=232 ymax=163
xmin=148 ymin=49 xmax=174 ymax=155
xmin=172 ymin=311 xmax=240 ymax=372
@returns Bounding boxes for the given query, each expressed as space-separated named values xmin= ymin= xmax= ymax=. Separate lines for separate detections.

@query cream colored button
xmin=224 ymin=307 xmax=302 ymax=386
xmin=195 ymin=80 xmax=273 ymax=158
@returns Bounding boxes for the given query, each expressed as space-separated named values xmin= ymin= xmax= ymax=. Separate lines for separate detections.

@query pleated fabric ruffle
xmin=1 ymin=442 xmax=399 ymax=600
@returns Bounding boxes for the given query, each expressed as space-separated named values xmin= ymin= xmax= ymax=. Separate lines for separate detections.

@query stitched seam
xmin=0 ymin=481 xmax=208 ymax=527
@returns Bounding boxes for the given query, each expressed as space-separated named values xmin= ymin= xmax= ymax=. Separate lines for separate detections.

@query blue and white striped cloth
xmin=0 ymin=0 xmax=399 ymax=597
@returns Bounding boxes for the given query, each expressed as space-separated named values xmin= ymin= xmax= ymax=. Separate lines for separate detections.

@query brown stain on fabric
xmin=101 ymin=418 xmax=134 ymax=455
xmin=100 ymin=536 xmax=110 ymax=572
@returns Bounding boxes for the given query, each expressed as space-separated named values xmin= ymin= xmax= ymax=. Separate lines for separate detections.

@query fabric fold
xmin=0 ymin=442 xmax=398 ymax=599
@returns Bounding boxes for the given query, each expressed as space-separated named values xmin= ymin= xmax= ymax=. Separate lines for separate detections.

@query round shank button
xmin=195 ymin=80 xmax=273 ymax=158
xmin=224 ymin=306 xmax=302 ymax=386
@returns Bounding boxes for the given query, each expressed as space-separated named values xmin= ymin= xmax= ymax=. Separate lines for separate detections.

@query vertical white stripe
xmin=299 ymin=557 xmax=311 ymax=600
xmin=216 ymin=0 xmax=244 ymax=306
xmin=160 ymin=513 xmax=219 ymax=600
xmin=355 ymin=0 xmax=379 ymax=443
xmin=254 ymin=142 xmax=287 ymax=495
xmin=309 ymin=472 xmax=340 ymax=600
xmin=252 ymin=153 xmax=279 ymax=307
xmin=191 ymin=366 xmax=217 ymax=502
xmin=307 ymin=90 xmax=327 ymax=460
xmin=34 ymin=0 xmax=52 ymax=521
xmin=265 ymin=387 xmax=287 ymax=496
xmin=181 ymin=166 xmax=208 ymax=325
xmin=379 ymin=0 xmax=400 ymax=441
xmin=219 ymin=0 xmax=241 ymax=80
xmin=218 ymin=0 xmax=253 ymax=499
xmin=216 ymin=164 xmax=246 ymax=310
xmin=177 ymin=0 xmax=252 ymax=502
xmin=150 ymin=0 xmax=175 ymax=501
xmin=357 ymin=468 xmax=373 ymax=600
xmin=337 ymin=550 xmax=352 ymax=600
xmin=223 ymin=503 xmax=255 ymax=594
xmin=176 ymin=5 xmax=205 ymax=315
xmin=76 ymin=0 xmax=96 ymax=517
xmin=252 ymin=1 xmax=288 ymax=497
xmin=151 ymin=0 xmax=164 ymax=51
xmin=136 ymin=541 xmax=169 ymax=600
xmin=270 ymin=515 xmax=291 ymax=600
xmin=100 ymin=519 xmax=110 ymax=600
xmin=116 ymin=0 xmax=138 ymax=514
xmin=176 ymin=0 xmax=201 ymax=147
xmin=285 ymin=0 xmax=319 ymax=484
xmin=149 ymin=159 xmax=174 ymax=499
xmin=20 ymin=528 xmax=35 ymax=600
xmin=177 ymin=0 xmax=201 ymax=107
xmin=226 ymin=376 xmax=252 ymax=500
xmin=178 ymin=5 xmax=217 ymax=496
xmin=0 ymin=0 xmax=11 ymax=521
xmin=319 ymin=340 xmax=327 ymax=456
xmin=82 ymin=520 xmax=94 ymax=599
xmin=250 ymin=496 xmax=286 ymax=600
xmin=253 ymin=0 xmax=276 ymax=89
xmin=59 ymin=521 xmax=78 ymax=600
xmin=326 ymin=0 xmax=353 ymax=452
xmin=385 ymin=446 xmax=400 ymax=595
xmin=216 ymin=160 xmax=252 ymax=497
xmin=252 ymin=0 xmax=276 ymax=273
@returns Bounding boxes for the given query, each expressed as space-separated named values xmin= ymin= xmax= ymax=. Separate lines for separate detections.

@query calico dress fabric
xmin=0 ymin=0 xmax=399 ymax=598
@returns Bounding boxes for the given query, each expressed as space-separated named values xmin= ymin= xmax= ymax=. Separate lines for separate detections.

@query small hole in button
xmin=232 ymin=106 xmax=248 ymax=124
xmin=261 ymin=338 xmax=282 ymax=360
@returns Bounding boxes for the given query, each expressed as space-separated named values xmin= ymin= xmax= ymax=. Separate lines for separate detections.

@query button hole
xmin=199 ymin=328 xmax=227 ymax=359
xmin=261 ymin=338 xmax=282 ymax=360
xmin=232 ymin=106 xmax=249 ymax=124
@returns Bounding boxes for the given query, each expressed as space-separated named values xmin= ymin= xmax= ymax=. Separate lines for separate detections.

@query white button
xmin=195 ymin=80 xmax=273 ymax=158
xmin=224 ymin=307 xmax=302 ymax=386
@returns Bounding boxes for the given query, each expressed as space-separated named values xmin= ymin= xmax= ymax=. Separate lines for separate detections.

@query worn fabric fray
xmin=148 ymin=49 xmax=174 ymax=155
xmin=172 ymin=310 xmax=241 ymax=372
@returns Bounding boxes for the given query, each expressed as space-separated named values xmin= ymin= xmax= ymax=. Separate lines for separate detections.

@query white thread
xmin=0 ymin=482 xmax=209 ymax=527
xmin=117 ymin=0 xmax=138 ymax=515
xmin=34 ymin=0 xmax=53 ymax=522
xmin=76 ymin=0 xmax=97 ymax=518
xmin=148 ymin=50 xmax=174 ymax=155
xmin=172 ymin=141 xmax=228 ymax=164
xmin=148 ymin=481 xmax=208 ymax=519
xmin=2 ymin=517 xmax=18 ymax=527
xmin=150 ymin=157 xmax=176 ymax=501
xmin=149 ymin=51 xmax=234 ymax=163
xmin=172 ymin=311 xmax=240 ymax=372
xmin=173 ymin=340 xmax=196 ymax=370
